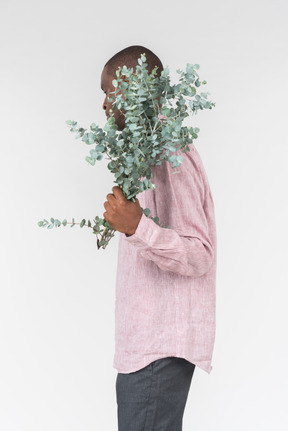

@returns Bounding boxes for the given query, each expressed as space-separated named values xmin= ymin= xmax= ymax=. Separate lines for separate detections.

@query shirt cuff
xmin=124 ymin=213 xmax=162 ymax=248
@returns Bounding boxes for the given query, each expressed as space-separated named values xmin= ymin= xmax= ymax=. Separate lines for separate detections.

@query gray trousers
xmin=116 ymin=356 xmax=196 ymax=431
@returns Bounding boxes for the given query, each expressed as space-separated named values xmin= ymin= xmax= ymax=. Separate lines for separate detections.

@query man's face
xmin=101 ymin=66 xmax=126 ymax=131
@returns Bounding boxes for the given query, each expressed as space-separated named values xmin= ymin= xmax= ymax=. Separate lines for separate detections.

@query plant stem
xmin=99 ymin=226 xmax=116 ymax=249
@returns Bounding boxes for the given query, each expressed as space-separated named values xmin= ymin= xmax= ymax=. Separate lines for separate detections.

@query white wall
xmin=1 ymin=0 xmax=287 ymax=429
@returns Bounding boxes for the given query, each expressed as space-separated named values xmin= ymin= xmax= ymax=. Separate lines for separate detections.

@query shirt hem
xmin=113 ymin=354 xmax=213 ymax=375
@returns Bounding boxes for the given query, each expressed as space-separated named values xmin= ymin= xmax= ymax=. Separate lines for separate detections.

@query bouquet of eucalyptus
xmin=38 ymin=53 xmax=215 ymax=249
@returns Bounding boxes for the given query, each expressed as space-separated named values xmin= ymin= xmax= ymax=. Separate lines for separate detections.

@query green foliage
xmin=39 ymin=54 xmax=215 ymax=249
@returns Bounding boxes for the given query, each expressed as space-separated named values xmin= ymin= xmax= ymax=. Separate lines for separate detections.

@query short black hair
xmin=104 ymin=45 xmax=163 ymax=78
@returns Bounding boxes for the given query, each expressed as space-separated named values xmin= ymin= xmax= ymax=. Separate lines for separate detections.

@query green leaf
xmin=126 ymin=155 xmax=134 ymax=165
xmin=64 ymin=57 xmax=215 ymax=249
xmin=85 ymin=156 xmax=96 ymax=165
xmin=80 ymin=219 xmax=86 ymax=228
xmin=62 ymin=219 xmax=67 ymax=226
xmin=66 ymin=120 xmax=77 ymax=126
xmin=38 ymin=221 xmax=44 ymax=227
xmin=95 ymin=144 xmax=105 ymax=152
xmin=128 ymin=123 xmax=137 ymax=131
xmin=142 ymin=207 xmax=151 ymax=216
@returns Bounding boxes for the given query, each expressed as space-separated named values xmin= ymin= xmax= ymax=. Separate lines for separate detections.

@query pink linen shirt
xmin=113 ymin=142 xmax=217 ymax=374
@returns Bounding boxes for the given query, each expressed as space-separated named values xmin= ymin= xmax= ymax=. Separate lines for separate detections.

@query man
xmin=101 ymin=45 xmax=217 ymax=431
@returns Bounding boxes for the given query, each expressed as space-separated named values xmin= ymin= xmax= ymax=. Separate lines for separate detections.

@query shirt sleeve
xmin=124 ymin=150 xmax=215 ymax=278
xmin=124 ymin=213 xmax=213 ymax=277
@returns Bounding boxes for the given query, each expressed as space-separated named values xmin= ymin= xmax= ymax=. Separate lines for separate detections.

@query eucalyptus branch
xmin=38 ymin=54 xmax=215 ymax=249
xmin=142 ymin=75 xmax=158 ymax=116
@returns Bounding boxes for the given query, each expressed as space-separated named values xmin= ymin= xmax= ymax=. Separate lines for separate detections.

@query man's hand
xmin=103 ymin=186 xmax=143 ymax=236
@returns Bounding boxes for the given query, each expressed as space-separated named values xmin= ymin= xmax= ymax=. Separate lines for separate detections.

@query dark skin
xmin=103 ymin=186 xmax=143 ymax=236
xmin=100 ymin=65 xmax=126 ymax=130
xmin=101 ymin=66 xmax=143 ymax=236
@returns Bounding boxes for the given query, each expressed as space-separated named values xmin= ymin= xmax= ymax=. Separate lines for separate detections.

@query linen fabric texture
xmin=113 ymin=143 xmax=217 ymax=374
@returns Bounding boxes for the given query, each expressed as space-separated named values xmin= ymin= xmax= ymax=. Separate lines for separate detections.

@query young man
xmin=101 ymin=45 xmax=217 ymax=431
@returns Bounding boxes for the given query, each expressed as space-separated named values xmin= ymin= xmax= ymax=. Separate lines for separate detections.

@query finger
xmin=112 ymin=186 xmax=125 ymax=202
xmin=106 ymin=193 xmax=116 ymax=200
xmin=106 ymin=193 xmax=116 ymax=207
xmin=103 ymin=201 xmax=113 ymax=211
xmin=103 ymin=212 xmax=112 ymax=224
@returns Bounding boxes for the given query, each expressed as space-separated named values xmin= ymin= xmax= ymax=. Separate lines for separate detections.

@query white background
xmin=1 ymin=0 xmax=288 ymax=429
